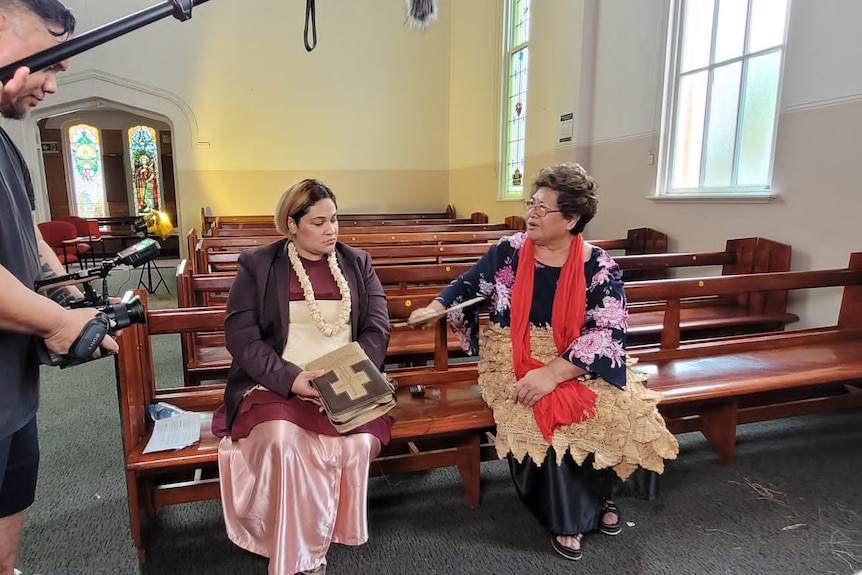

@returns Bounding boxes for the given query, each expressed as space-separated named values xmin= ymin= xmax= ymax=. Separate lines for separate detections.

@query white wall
xmin=591 ymin=0 xmax=667 ymax=143
xmin=583 ymin=0 xmax=862 ymax=327
xmin=781 ymin=0 xmax=862 ymax=109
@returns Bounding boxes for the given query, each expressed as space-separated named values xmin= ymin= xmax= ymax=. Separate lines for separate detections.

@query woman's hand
xmin=407 ymin=300 xmax=445 ymax=328
xmin=510 ymin=366 xmax=557 ymax=407
xmin=290 ymin=369 xmax=327 ymax=412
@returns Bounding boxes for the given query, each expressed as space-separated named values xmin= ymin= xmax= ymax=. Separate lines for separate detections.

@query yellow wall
xmin=448 ymin=0 xmax=589 ymax=223
xmin=180 ymin=168 xmax=449 ymax=218
xmin=41 ymin=0 xmax=454 ymax=237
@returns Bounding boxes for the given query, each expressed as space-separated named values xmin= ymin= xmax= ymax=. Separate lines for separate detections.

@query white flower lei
xmin=287 ymin=241 xmax=352 ymax=336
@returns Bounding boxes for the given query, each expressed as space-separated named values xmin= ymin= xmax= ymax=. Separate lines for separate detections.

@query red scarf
xmin=510 ymin=234 xmax=597 ymax=442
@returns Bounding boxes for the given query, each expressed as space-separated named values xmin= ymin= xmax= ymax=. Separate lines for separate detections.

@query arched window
xmin=128 ymin=125 xmax=161 ymax=214
xmin=67 ymin=124 xmax=107 ymax=217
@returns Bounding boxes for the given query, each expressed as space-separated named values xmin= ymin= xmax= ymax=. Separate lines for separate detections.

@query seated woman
xmin=212 ymin=179 xmax=392 ymax=575
xmin=409 ymin=163 xmax=678 ymax=561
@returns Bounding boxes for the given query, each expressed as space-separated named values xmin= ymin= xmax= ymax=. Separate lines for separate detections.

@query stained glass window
xmin=501 ymin=0 xmax=530 ymax=198
xmin=68 ymin=124 xmax=106 ymax=217
xmin=128 ymin=125 xmax=161 ymax=214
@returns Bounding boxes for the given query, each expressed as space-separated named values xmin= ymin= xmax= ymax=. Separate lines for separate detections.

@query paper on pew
xmin=143 ymin=412 xmax=202 ymax=454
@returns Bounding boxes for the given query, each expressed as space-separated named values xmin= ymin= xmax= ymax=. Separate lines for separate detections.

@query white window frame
xmin=656 ymin=0 xmax=791 ymax=201
xmin=499 ymin=0 xmax=530 ymax=200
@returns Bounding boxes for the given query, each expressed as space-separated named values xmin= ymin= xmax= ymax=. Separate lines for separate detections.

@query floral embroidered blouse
xmin=435 ymin=232 xmax=628 ymax=388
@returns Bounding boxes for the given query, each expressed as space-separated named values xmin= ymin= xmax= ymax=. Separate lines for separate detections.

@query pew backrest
xmin=626 ymin=252 xmax=862 ymax=355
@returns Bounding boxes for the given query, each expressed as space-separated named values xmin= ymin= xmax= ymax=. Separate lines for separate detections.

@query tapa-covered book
xmin=307 ymin=342 xmax=397 ymax=432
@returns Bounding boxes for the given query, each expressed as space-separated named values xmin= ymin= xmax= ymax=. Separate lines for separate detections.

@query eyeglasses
xmin=523 ymin=199 xmax=561 ymax=218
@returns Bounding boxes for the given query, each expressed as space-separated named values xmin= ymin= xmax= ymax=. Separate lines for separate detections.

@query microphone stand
xmin=0 ymin=0 xmax=212 ymax=84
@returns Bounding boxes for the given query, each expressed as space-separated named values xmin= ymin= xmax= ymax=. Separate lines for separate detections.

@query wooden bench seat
xmin=624 ymin=254 xmax=862 ymax=464
xmin=116 ymin=254 xmax=862 ymax=562
xmin=175 ymin=263 xmax=475 ymax=384
xmin=177 ymin=237 xmax=794 ymax=384
xmin=116 ymin=296 xmax=493 ymax=562
xmin=641 ymin=330 xmax=862 ymax=466
xmin=627 ymin=304 xmax=798 ymax=342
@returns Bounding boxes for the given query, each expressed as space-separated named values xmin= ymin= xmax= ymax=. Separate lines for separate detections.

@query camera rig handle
xmin=34 ymin=238 xmax=160 ymax=312
xmin=37 ymin=313 xmax=111 ymax=368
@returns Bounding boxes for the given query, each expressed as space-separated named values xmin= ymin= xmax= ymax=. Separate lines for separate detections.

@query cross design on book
xmin=330 ymin=362 xmax=373 ymax=400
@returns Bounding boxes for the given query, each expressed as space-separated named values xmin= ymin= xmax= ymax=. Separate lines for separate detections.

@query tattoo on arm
xmin=40 ymin=262 xmax=76 ymax=307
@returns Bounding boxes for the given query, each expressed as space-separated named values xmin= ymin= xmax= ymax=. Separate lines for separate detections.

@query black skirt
xmin=508 ymin=447 xmax=660 ymax=536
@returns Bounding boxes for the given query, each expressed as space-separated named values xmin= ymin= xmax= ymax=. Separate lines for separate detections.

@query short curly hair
xmin=530 ymin=163 xmax=598 ymax=234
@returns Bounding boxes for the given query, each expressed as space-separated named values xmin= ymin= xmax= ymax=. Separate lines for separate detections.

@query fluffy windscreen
xmin=406 ymin=0 xmax=438 ymax=30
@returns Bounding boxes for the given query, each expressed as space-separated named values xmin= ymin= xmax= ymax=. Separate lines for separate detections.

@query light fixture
xmin=137 ymin=208 xmax=174 ymax=241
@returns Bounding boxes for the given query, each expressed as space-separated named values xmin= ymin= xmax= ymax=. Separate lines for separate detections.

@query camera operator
xmin=0 ymin=2 xmax=118 ymax=574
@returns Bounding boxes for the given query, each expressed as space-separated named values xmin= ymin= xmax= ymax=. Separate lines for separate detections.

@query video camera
xmin=34 ymin=238 xmax=161 ymax=367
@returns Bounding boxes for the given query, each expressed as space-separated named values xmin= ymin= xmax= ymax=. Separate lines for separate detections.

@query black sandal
xmin=551 ymin=533 xmax=583 ymax=561
xmin=599 ymin=499 xmax=622 ymax=536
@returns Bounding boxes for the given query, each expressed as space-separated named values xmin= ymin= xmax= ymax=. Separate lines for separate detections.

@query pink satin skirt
xmin=218 ymin=419 xmax=381 ymax=575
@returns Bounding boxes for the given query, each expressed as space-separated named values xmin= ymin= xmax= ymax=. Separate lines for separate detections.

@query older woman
xmin=212 ymin=179 xmax=391 ymax=575
xmin=410 ymin=163 xmax=678 ymax=561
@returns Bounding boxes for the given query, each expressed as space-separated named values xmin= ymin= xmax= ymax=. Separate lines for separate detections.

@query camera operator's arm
xmin=32 ymin=225 xmax=118 ymax=357
xmin=0 ymin=264 xmax=117 ymax=357
xmin=34 ymin=223 xmax=85 ymax=305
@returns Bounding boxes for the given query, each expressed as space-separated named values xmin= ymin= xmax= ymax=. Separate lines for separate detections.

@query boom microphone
xmin=405 ymin=0 xmax=438 ymax=30
xmin=0 ymin=0 xmax=212 ymax=84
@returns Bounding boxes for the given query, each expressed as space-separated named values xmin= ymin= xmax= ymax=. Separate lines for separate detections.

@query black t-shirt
xmin=0 ymin=126 xmax=42 ymax=439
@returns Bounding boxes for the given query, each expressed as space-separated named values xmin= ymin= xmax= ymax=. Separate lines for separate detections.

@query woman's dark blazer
xmin=222 ymin=238 xmax=391 ymax=428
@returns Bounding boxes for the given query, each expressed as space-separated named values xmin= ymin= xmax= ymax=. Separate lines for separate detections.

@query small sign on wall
xmin=558 ymin=113 xmax=574 ymax=144
xmin=41 ymin=142 xmax=59 ymax=153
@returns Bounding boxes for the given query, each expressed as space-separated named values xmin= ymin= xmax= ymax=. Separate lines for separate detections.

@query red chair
xmin=37 ymin=220 xmax=80 ymax=272
xmin=52 ymin=216 xmax=94 ymax=266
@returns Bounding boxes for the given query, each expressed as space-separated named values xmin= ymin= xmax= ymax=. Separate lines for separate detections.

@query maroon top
xmin=287 ymin=255 xmax=341 ymax=301
xmin=213 ymin=247 xmax=393 ymax=444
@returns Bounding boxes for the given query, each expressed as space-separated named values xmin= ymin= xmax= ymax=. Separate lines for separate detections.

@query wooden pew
xmin=210 ymin=212 xmax=491 ymax=233
xmin=118 ymin=255 xmax=862 ymax=561
xmin=626 ymin=253 xmax=862 ymax=464
xmin=202 ymin=206 xmax=462 ymax=235
xmin=178 ymin=237 xmax=795 ymax=384
xmin=210 ymin=221 xmax=518 ymax=237
xmin=624 ymin=237 xmax=795 ymax=343
xmin=190 ymin=231 xmax=508 ymax=274
xmin=192 ymin=227 xmax=668 ymax=274
xmin=175 ymin=261 xmax=474 ymax=385
xmin=115 ymin=291 xmax=493 ymax=562
xmin=191 ymin=232 xmax=505 ymax=275
xmin=189 ymin=235 xmax=765 ymax=297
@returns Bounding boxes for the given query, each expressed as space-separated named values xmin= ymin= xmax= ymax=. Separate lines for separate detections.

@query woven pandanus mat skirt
xmin=478 ymin=323 xmax=679 ymax=480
